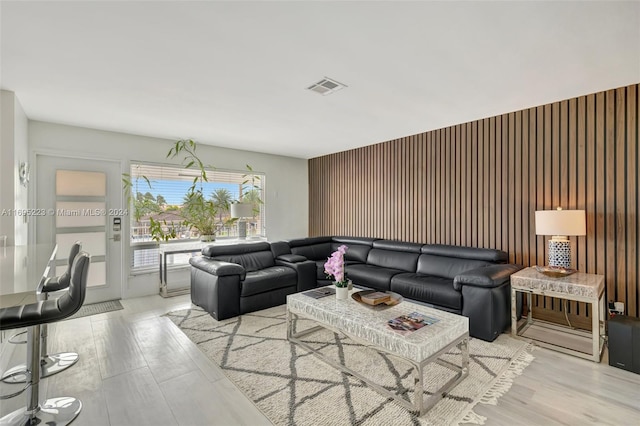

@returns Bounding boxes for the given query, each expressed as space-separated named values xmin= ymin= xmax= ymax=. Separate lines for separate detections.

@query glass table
xmin=0 ymin=244 xmax=57 ymax=309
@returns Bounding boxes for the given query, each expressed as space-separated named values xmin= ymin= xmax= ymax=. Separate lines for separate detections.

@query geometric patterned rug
xmin=165 ymin=305 xmax=534 ymax=426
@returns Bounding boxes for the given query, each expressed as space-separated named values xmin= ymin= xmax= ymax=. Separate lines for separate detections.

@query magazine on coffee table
xmin=387 ymin=311 xmax=440 ymax=335
xmin=302 ymin=287 xmax=336 ymax=299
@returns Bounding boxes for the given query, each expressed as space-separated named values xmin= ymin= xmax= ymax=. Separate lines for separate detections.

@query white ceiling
xmin=1 ymin=1 xmax=639 ymax=159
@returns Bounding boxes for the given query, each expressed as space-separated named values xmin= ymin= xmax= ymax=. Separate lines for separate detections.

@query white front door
xmin=35 ymin=154 xmax=123 ymax=303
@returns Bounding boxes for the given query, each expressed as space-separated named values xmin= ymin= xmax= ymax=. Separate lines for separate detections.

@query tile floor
xmin=1 ymin=294 xmax=639 ymax=425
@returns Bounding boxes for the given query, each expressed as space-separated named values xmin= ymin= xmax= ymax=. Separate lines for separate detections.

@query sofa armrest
xmin=189 ymin=257 xmax=246 ymax=279
xmin=453 ymin=264 xmax=523 ymax=290
xmin=275 ymin=258 xmax=317 ymax=292
xmin=276 ymin=254 xmax=307 ymax=263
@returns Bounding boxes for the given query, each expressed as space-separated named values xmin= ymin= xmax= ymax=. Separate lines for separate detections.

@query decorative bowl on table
xmin=535 ymin=265 xmax=577 ymax=278
xmin=352 ymin=290 xmax=403 ymax=308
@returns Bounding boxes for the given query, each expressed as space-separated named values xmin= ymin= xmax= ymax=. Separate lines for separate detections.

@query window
xmin=129 ymin=163 xmax=265 ymax=271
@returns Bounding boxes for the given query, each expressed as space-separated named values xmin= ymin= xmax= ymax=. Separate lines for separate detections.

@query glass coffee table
xmin=286 ymin=288 xmax=469 ymax=415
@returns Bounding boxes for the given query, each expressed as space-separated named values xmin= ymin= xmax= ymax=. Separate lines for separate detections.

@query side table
xmin=158 ymin=241 xmax=207 ymax=297
xmin=510 ymin=267 xmax=605 ymax=362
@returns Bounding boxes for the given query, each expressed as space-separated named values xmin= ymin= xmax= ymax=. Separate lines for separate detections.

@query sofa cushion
xmin=391 ymin=273 xmax=462 ymax=311
xmin=241 ymin=266 xmax=297 ymax=297
xmin=203 ymin=242 xmax=270 ymax=257
xmin=366 ymin=248 xmax=419 ymax=272
xmin=291 ymin=243 xmax=332 ymax=261
xmin=189 ymin=257 xmax=246 ymax=278
xmin=421 ymin=244 xmax=507 ymax=263
xmin=345 ymin=264 xmax=404 ymax=291
xmin=276 ymin=254 xmax=307 ymax=263
xmin=416 ymin=254 xmax=490 ymax=279
xmin=372 ymin=239 xmax=423 ymax=253
xmin=315 ymin=260 xmax=328 ymax=280
xmin=211 ymin=251 xmax=275 ymax=272
xmin=287 ymin=236 xmax=332 ymax=247
xmin=332 ymin=236 xmax=378 ymax=246
xmin=331 ymin=242 xmax=372 ymax=263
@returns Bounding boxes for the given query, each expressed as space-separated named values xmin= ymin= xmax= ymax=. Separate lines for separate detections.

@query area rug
xmin=165 ymin=305 xmax=534 ymax=426
xmin=66 ymin=299 xmax=124 ymax=320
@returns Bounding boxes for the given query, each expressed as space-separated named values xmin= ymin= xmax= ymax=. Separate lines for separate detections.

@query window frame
xmin=128 ymin=161 xmax=266 ymax=273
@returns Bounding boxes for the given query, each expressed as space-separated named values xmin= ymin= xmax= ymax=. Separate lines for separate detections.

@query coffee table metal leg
xmin=286 ymin=308 xmax=293 ymax=339
xmin=420 ymin=338 xmax=469 ymax=415
xmin=287 ymin=316 xmax=468 ymax=416
xmin=414 ymin=362 xmax=424 ymax=414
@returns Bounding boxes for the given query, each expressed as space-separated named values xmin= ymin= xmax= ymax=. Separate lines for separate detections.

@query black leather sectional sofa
xmin=189 ymin=236 xmax=523 ymax=341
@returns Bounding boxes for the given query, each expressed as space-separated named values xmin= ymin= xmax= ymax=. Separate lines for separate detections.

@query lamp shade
xmin=230 ymin=202 xmax=253 ymax=218
xmin=535 ymin=209 xmax=586 ymax=236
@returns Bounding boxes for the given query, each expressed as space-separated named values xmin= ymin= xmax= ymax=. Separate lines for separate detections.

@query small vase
xmin=336 ymin=286 xmax=349 ymax=300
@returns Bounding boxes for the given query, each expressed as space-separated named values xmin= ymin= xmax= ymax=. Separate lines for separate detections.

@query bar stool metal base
xmin=1 ymin=353 xmax=79 ymax=384
xmin=0 ymin=397 xmax=82 ymax=426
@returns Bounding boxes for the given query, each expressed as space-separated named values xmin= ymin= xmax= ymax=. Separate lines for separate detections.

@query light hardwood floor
xmin=1 ymin=294 xmax=638 ymax=425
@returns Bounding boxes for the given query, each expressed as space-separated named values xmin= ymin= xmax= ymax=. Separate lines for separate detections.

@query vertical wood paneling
xmin=309 ymin=83 xmax=640 ymax=322
xmin=489 ymin=117 xmax=496 ymax=249
xmin=596 ymin=92 xmax=606 ymax=286
xmin=515 ymin=111 xmax=522 ymax=265
xmin=586 ymin=94 xmax=596 ymax=275
xmin=627 ymin=86 xmax=638 ymax=317
xmin=616 ymin=88 xmax=627 ymax=316
xmin=527 ymin=108 xmax=538 ymax=265
xmin=484 ymin=119 xmax=490 ymax=248
xmin=606 ymin=90 xmax=617 ymax=312
xmin=577 ymin=97 xmax=587 ymax=316
xmin=461 ymin=124 xmax=467 ymax=246
xmin=501 ymin=114 xmax=509 ymax=253
xmin=465 ymin=123 xmax=472 ymax=247
xmin=445 ymin=128 xmax=451 ymax=244
xmin=472 ymin=122 xmax=478 ymax=248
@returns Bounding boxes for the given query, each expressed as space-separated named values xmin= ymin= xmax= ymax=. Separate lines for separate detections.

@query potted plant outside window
xmin=124 ymin=139 xmax=221 ymax=242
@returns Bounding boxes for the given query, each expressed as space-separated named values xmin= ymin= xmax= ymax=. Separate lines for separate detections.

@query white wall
xmin=0 ymin=92 xmax=12 ymax=243
xmin=0 ymin=90 xmax=29 ymax=246
xmin=28 ymin=120 xmax=309 ymax=297
xmin=13 ymin=97 xmax=28 ymax=245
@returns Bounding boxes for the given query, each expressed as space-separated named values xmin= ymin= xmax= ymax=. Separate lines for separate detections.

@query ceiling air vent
xmin=306 ymin=77 xmax=347 ymax=96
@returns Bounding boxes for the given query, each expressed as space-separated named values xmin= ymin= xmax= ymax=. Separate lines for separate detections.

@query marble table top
xmin=287 ymin=288 xmax=468 ymax=363
xmin=510 ymin=267 xmax=604 ymax=300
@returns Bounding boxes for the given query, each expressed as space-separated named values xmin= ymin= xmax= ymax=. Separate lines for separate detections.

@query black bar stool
xmin=2 ymin=243 xmax=82 ymax=383
xmin=0 ymin=252 xmax=90 ymax=426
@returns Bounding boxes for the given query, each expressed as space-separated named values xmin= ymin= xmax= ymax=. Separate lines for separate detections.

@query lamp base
xmin=548 ymin=239 xmax=571 ymax=268
xmin=238 ymin=220 xmax=247 ymax=239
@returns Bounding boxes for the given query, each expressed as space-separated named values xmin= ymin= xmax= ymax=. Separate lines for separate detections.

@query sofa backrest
xmin=366 ymin=240 xmax=422 ymax=272
xmin=416 ymin=244 xmax=507 ymax=279
xmin=331 ymin=236 xmax=377 ymax=263
xmin=421 ymin=244 xmax=507 ymax=263
xmin=287 ymin=237 xmax=333 ymax=261
xmin=202 ymin=242 xmax=275 ymax=272
xmin=287 ymin=236 xmax=332 ymax=248
xmin=416 ymin=255 xmax=490 ymax=279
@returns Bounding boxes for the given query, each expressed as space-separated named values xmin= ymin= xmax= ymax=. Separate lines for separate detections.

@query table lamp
xmin=230 ymin=203 xmax=254 ymax=240
xmin=535 ymin=207 xmax=586 ymax=268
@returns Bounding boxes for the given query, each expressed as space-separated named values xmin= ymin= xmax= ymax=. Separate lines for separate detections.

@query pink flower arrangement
xmin=324 ymin=245 xmax=349 ymax=287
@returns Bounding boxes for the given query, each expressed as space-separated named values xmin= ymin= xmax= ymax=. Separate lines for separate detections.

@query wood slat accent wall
xmin=309 ymin=83 xmax=639 ymax=323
